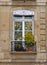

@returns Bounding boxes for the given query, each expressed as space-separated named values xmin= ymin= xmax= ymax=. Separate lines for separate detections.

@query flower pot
xmin=28 ymin=47 xmax=32 ymax=51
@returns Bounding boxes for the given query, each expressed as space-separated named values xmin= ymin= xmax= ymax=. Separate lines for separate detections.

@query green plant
xmin=25 ymin=32 xmax=34 ymax=48
xmin=15 ymin=43 xmax=22 ymax=51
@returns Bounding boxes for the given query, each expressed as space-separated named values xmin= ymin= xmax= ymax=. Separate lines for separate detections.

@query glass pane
xmin=25 ymin=22 xmax=32 ymax=30
xmin=14 ymin=15 xmax=22 ymax=19
xmin=24 ymin=16 xmax=33 ymax=19
xmin=14 ymin=31 xmax=22 ymax=40
xmin=15 ymin=22 xmax=22 ymax=30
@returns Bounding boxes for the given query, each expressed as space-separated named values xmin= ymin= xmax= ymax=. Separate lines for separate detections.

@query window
xmin=11 ymin=10 xmax=36 ymax=52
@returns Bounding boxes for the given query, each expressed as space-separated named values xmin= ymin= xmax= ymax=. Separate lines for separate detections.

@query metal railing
xmin=11 ymin=41 xmax=36 ymax=52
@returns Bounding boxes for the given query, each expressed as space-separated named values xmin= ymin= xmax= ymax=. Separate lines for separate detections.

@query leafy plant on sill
xmin=25 ymin=32 xmax=35 ymax=50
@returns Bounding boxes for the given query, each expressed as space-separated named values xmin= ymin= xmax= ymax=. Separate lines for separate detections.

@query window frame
xmin=12 ymin=10 xmax=35 ymax=51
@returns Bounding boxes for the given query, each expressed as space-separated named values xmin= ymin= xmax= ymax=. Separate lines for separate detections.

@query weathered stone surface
xmin=0 ymin=53 xmax=4 ymax=59
xmin=37 ymin=0 xmax=47 ymax=2
xmin=0 ymin=0 xmax=47 ymax=65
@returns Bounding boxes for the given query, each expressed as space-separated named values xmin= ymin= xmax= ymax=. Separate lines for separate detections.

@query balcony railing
xmin=11 ymin=41 xmax=36 ymax=52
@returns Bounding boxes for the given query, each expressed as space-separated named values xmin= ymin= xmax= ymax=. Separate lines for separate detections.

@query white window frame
xmin=12 ymin=10 xmax=34 ymax=51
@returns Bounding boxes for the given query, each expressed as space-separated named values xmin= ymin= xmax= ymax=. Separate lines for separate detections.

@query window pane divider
xmin=14 ymin=30 xmax=22 ymax=32
xmin=12 ymin=40 xmax=23 ymax=41
xmin=14 ymin=18 xmax=33 ymax=22
xmin=25 ymin=30 xmax=32 ymax=31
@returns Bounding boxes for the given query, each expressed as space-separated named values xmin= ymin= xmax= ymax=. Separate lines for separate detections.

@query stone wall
xmin=0 ymin=62 xmax=46 ymax=65
xmin=0 ymin=0 xmax=47 ymax=64
xmin=0 ymin=6 xmax=11 ymax=59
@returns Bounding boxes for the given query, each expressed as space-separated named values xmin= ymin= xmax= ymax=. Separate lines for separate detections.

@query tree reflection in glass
xmin=15 ymin=22 xmax=22 ymax=30
xmin=25 ymin=22 xmax=32 ymax=30
xmin=14 ymin=31 xmax=22 ymax=40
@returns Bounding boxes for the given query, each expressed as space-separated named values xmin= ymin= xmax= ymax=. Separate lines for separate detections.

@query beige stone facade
xmin=0 ymin=0 xmax=47 ymax=65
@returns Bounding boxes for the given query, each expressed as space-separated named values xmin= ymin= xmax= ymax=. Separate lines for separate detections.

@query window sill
xmin=11 ymin=51 xmax=37 ymax=54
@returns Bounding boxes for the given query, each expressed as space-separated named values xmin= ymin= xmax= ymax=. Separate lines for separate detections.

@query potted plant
xmin=25 ymin=32 xmax=35 ymax=51
xmin=15 ymin=43 xmax=22 ymax=51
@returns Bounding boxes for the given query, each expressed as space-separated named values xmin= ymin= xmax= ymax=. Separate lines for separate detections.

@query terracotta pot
xmin=28 ymin=47 xmax=32 ymax=51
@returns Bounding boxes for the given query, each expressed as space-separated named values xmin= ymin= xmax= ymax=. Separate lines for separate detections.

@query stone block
xmin=40 ymin=13 xmax=46 ymax=18
xmin=0 ymin=53 xmax=4 ymax=59
xmin=40 ymin=30 xmax=46 ymax=34
xmin=40 ymin=7 xmax=46 ymax=12
xmin=0 ymin=31 xmax=9 ymax=41
xmin=40 ymin=25 xmax=46 ymax=29
xmin=0 ymin=15 xmax=9 ymax=31
xmin=37 ymin=53 xmax=46 ymax=60
xmin=0 ymin=40 xmax=11 ymax=52
xmin=37 ymin=2 xmax=46 ymax=5
xmin=0 ymin=0 xmax=10 ymax=1
xmin=0 ymin=47 xmax=2 ymax=52
xmin=0 ymin=22 xmax=9 ymax=31
xmin=4 ymin=52 xmax=11 ymax=59
xmin=40 ymin=35 xmax=46 ymax=41
xmin=37 ymin=0 xmax=47 ymax=2
xmin=40 ymin=19 xmax=45 ymax=23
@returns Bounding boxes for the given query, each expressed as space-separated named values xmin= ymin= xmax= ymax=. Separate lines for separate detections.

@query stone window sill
xmin=11 ymin=51 xmax=37 ymax=54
